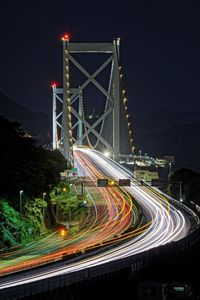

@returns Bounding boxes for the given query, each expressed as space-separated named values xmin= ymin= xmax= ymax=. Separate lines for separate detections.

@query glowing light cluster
xmin=51 ymin=82 xmax=57 ymax=89
xmin=61 ymin=33 xmax=69 ymax=41
xmin=104 ymin=151 xmax=110 ymax=157
xmin=119 ymin=67 xmax=135 ymax=154
xmin=59 ymin=228 xmax=67 ymax=238
xmin=63 ymin=38 xmax=73 ymax=153
xmin=0 ymin=149 xmax=193 ymax=289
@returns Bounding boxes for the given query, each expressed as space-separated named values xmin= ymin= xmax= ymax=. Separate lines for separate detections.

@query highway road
xmin=76 ymin=149 xmax=190 ymax=245
xmin=0 ymin=148 xmax=194 ymax=291
xmin=0 ymin=150 xmax=135 ymax=276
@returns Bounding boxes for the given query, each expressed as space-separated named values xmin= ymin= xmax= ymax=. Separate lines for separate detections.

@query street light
xmin=19 ymin=190 xmax=24 ymax=244
xmin=169 ymin=162 xmax=172 ymax=174
xmin=42 ymin=193 xmax=46 ymax=221
xmin=104 ymin=151 xmax=110 ymax=157
xmin=69 ymin=183 xmax=73 ymax=227
xmin=179 ymin=181 xmax=183 ymax=204
xmin=19 ymin=190 xmax=24 ymax=218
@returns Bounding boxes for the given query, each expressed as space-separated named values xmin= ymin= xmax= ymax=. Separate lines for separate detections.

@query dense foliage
xmin=0 ymin=116 xmax=67 ymax=248
xmin=0 ymin=197 xmax=47 ymax=248
xmin=0 ymin=116 xmax=67 ymax=207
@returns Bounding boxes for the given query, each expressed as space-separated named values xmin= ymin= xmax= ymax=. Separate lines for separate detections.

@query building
xmin=138 ymin=281 xmax=192 ymax=300
xmin=134 ymin=170 xmax=159 ymax=183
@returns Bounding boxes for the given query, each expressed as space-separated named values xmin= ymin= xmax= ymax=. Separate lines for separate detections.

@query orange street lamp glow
xmin=59 ymin=228 xmax=67 ymax=238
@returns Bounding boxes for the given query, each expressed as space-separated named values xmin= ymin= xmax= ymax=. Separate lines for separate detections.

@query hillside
xmin=135 ymin=122 xmax=200 ymax=171
xmin=1 ymin=91 xmax=199 ymax=170
xmin=0 ymin=91 xmax=51 ymax=144
xmin=134 ymin=109 xmax=200 ymax=134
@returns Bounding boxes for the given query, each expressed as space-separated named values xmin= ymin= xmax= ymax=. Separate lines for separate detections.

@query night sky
xmin=1 ymin=0 xmax=200 ymax=114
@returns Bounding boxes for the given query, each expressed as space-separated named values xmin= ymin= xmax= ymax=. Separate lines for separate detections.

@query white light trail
xmin=0 ymin=149 xmax=192 ymax=290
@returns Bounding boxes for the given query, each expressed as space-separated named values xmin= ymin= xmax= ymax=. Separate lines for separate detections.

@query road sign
xmin=71 ymin=167 xmax=78 ymax=173
xmin=97 ymin=178 xmax=108 ymax=187
xmin=151 ymin=179 xmax=165 ymax=187
xmin=118 ymin=179 xmax=131 ymax=186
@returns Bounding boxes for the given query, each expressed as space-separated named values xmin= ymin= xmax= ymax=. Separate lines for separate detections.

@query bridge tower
xmin=52 ymin=36 xmax=128 ymax=162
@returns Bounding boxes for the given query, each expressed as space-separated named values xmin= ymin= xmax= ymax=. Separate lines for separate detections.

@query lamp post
xmin=169 ymin=162 xmax=172 ymax=174
xmin=179 ymin=181 xmax=183 ymax=204
xmin=82 ymin=163 xmax=88 ymax=195
xmin=42 ymin=192 xmax=46 ymax=221
xmin=19 ymin=190 xmax=24 ymax=218
xmin=69 ymin=183 xmax=72 ymax=227
xmin=19 ymin=190 xmax=24 ymax=244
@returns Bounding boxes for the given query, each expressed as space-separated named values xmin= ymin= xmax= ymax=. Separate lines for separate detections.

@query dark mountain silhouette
xmin=135 ymin=122 xmax=200 ymax=171
xmin=0 ymin=91 xmax=51 ymax=144
xmin=134 ymin=109 xmax=200 ymax=134
xmin=1 ymin=91 xmax=199 ymax=170
xmin=133 ymin=109 xmax=200 ymax=170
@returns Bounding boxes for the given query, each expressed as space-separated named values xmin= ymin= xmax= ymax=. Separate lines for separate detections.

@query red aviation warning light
xmin=61 ymin=33 xmax=70 ymax=41
xmin=51 ymin=82 xmax=57 ymax=89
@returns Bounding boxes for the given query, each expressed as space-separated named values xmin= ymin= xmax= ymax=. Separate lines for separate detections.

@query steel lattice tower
xmin=52 ymin=35 xmax=122 ymax=162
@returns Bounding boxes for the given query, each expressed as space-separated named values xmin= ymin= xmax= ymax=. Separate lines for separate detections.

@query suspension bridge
xmin=0 ymin=35 xmax=199 ymax=299
xmin=52 ymin=34 xmax=134 ymax=163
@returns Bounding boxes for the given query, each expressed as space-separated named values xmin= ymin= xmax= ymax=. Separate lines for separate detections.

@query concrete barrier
xmin=1 ymin=196 xmax=200 ymax=299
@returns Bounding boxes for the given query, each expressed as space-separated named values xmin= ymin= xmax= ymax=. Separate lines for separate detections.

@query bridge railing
xmin=1 ymin=221 xmax=200 ymax=300
xmin=143 ymin=180 xmax=200 ymax=227
xmin=1 ymin=182 xmax=200 ymax=299
xmin=150 ymin=185 xmax=200 ymax=227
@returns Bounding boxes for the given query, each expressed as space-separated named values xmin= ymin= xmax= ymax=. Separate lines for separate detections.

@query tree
xmin=0 ymin=116 xmax=67 ymax=207
xmin=168 ymin=168 xmax=200 ymax=205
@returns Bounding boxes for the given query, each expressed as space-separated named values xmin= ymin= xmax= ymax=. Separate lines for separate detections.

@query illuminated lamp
xmin=61 ymin=33 xmax=70 ymax=41
xmin=109 ymin=180 xmax=115 ymax=186
xmin=59 ymin=228 xmax=67 ymax=238
xmin=51 ymin=82 xmax=57 ymax=89
xmin=104 ymin=151 xmax=110 ymax=157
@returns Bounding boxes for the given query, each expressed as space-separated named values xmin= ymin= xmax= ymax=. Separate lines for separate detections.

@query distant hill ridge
xmin=0 ymin=91 xmax=51 ymax=144
xmin=0 ymin=90 xmax=199 ymax=170
xmin=134 ymin=109 xmax=200 ymax=134
xmin=134 ymin=121 xmax=200 ymax=171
